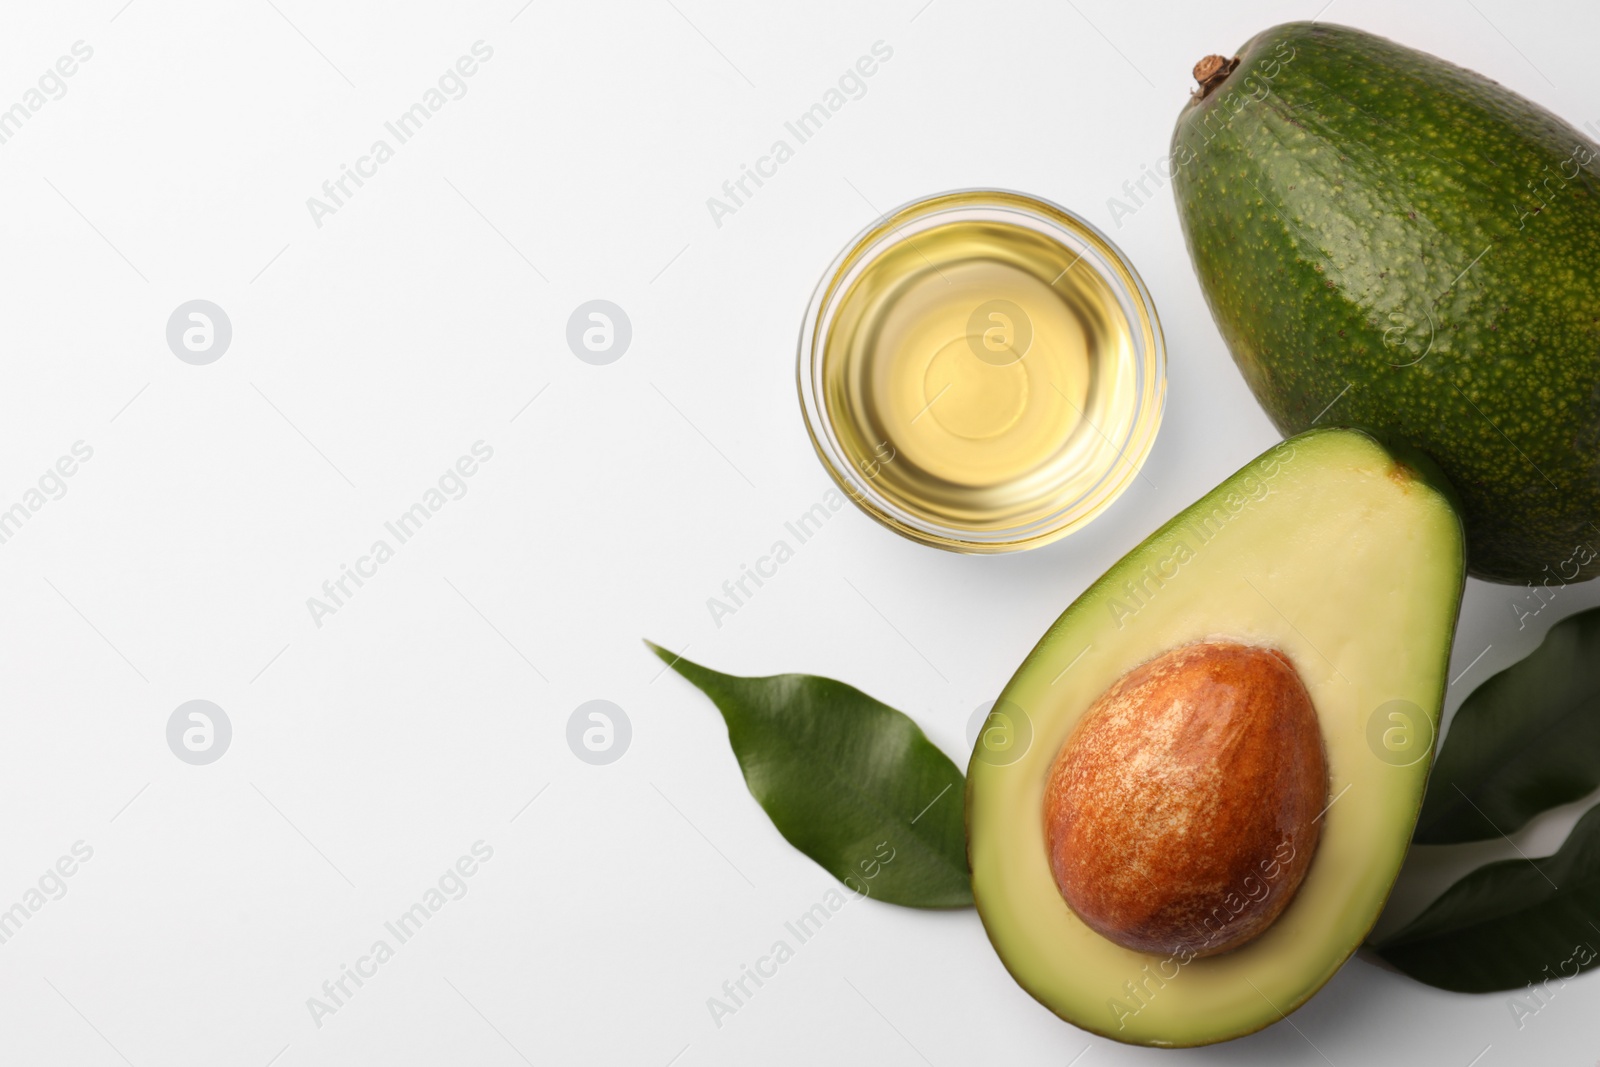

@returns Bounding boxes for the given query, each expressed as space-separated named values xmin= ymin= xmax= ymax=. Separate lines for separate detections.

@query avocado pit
xmin=1044 ymin=641 xmax=1327 ymax=958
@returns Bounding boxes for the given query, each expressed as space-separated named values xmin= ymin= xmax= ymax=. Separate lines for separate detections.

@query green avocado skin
xmin=1171 ymin=22 xmax=1600 ymax=583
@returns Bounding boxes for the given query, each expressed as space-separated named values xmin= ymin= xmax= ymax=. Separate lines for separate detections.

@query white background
xmin=0 ymin=1 xmax=1596 ymax=1064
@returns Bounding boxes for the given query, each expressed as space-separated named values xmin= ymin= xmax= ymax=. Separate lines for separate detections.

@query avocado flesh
xmin=966 ymin=429 xmax=1464 ymax=1048
xmin=1170 ymin=21 xmax=1600 ymax=583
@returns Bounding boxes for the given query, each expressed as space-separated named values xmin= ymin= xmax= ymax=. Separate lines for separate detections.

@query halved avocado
xmin=966 ymin=428 xmax=1464 ymax=1047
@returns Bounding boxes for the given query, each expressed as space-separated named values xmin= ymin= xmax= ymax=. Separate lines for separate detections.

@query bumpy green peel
xmin=1172 ymin=22 xmax=1600 ymax=583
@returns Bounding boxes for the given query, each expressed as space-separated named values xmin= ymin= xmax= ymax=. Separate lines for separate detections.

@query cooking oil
xmin=799 ymin=191 xmax=1164 ymax=551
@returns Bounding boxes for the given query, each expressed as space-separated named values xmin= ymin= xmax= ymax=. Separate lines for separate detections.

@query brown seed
xmin=1043 ymin=642 xmax=1327 ymax=958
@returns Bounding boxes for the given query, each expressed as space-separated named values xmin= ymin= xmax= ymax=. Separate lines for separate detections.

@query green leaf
xmin=1416 ymin=607 xmax=1600 ymax=844
xmin=1374 ymin=804 xmax=1600 ymax=992
xmin=647 ymin=642 xmax=972 ymax=908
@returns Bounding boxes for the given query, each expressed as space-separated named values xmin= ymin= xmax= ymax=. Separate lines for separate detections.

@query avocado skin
xmin=1172 ymin=22 xmax=1600 ymax=583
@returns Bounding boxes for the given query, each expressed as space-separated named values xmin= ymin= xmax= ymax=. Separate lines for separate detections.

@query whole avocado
xmin=1171 ymin=22 xmax=1600 ymax=583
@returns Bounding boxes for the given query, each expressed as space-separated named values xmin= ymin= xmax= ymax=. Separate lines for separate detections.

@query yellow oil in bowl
xmin=798 ymin=190 xmax=1166 ymax=552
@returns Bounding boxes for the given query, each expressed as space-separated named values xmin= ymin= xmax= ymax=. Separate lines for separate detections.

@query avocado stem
xmin=1193 ymin=54 xmax=1239 ymax=100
